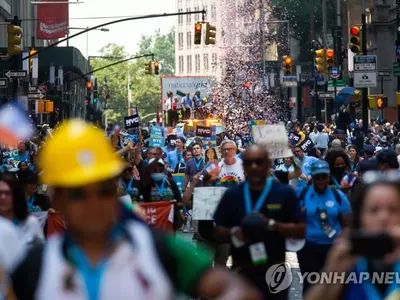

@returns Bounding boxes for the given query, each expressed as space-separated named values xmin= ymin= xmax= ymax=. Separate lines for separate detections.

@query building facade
xmin=175 ymin=0 xmax=219 ymax=77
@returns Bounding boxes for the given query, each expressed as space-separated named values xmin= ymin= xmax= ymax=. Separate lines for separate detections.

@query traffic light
xmin=29 ymin=49 xmax=37 ymax=71
xmin=205 ymin=23 xmax=216 ymax=45
xmin=194 ymin=23 xmax=202 ymax=45
xmin=350 ymin=26 xmax=361 ymax=54
xmin=145 ymin=61 xmax=152 ymax=75
xmin=314 ymin=49 xmax=325 ymax=72
xmin=282 ymin=55 xmax=292 ymax=74
xmin=326 ymin=49 xmax=334 ymax=69
xmin=376 ymin=96 xmax=388 ymax=109
xmin=37 ymin=101 xmax=45 ymax=113
xmin=87 ymin=81 xmax=93 ymax=90
xmin=154 ymin=60 xmax=159 ymax=75
xmin=45 ymin=101 xmax=54 ymax=113
xmin=7 ymin=24 xmax=22 ymax=56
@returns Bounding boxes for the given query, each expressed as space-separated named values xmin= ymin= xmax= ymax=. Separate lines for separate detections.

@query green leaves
xmin=91 ymin=27 xmax=175 ymax=125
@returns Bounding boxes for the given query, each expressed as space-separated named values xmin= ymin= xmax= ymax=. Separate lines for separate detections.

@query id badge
xmin=249 ymin=242 xmax=268 ymax=265
xmin=322 ymin=224 xmax=337 ymax=238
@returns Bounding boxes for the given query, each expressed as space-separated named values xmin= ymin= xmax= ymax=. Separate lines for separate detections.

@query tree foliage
xmin=91 ymin=27 xmax=175 ymax=125
xmin=268 ymin=0 xmax=336 ymax=61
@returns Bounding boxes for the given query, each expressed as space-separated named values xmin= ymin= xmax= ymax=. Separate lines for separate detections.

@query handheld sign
xmin=196 ymin=125 xmax=212 ymax=137
xmin=252 ymin=125 xmax=293 ymax=159
xmin=124 ymin=114 xmax=140 ymax=129
xmin=192 ymin=187 xmax=227 ymax=220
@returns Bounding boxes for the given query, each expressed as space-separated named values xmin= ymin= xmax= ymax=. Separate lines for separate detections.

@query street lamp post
xmin=67 ymin=26 xmax=110 ymax=58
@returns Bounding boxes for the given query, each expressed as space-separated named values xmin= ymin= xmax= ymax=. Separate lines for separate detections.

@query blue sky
xmin=61 ymin=0 xmax=175 ymax=57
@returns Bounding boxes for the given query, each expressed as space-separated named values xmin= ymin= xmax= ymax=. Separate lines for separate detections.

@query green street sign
xmin=393 ymin=62 xmax=400 ymax=77
xmin=328 ymin=80 xmax=346 ymax=87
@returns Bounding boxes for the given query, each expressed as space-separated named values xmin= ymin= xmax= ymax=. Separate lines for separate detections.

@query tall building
xmin=175 ymin=0 xmax=218 ymax=77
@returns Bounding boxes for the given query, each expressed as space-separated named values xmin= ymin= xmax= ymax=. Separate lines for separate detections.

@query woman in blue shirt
xmin=296 ymin=160 xmax=352 ymax=295
xmin=305 ymin=170 xmax=400 ymax=300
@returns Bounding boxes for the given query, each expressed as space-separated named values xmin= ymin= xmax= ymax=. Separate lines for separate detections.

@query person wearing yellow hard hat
xmin=10 ymin=119 xmax=261 ymax=300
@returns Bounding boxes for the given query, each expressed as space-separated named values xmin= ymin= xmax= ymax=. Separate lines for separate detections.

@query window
xmin=212 ymin=53 xmax=217 ymax=64
xmin=194 ymin=6 xmax=199 ymax=22
xmin=178 ymin=9 xmax=183 ymax=24
xmin=195 ymin=54 xmax=200 ymax=72
xmin=187 ymin=31 xmax=192 ymax=48
xmin=211 ymin=5 xmax=216 ymax=21
xmin=179 ymin=56 xmax=184 ymax=73
xmin=187 ymin=55 xmax=192 ymax=72
xmin=186 ymin=8 xmax=191 ymax=24
xmin=203 ymin=54 xmax=209 ymax=71
xmin=178 ymin=32 xmax=184 ymax=48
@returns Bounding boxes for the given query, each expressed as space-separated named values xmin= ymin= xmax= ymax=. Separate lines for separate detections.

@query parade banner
xmin=149 ymin=126 xmax=165 ymax=147
xmin=36 ymin=0 xmax=68 ymax=40
xmin=192 ymin=187 xmax=227 ymax=220
xmin=140 ymin=201 xmax=174 ymax=232
xmin=196 ymin=125 xmax=212 ymax=137
xmin=252 ymin=125 xmax=293 ymax=159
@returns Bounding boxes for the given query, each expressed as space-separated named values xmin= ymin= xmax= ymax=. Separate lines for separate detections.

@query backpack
xmin=298 ymin=184 xmax=342 ymax=208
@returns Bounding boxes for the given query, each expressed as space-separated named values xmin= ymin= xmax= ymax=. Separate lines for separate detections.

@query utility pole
xmin=361 ymin=0 xmax=369 ymax=133
xmin=322 ymin=0 xmax=328 ymax=122
xmin=127 ymin=71 xmax=132 ymax=115
xmin=260 ymin=0 xmax=266 ymax=86
xmin=397 ymin=0 xmax=400 ymax=121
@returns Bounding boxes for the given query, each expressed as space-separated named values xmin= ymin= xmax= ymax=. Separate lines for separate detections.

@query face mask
xmin=334 ymin=167 xmax=346 ymax=176
xmin=151 ymin=173 xmax=165 ymax=182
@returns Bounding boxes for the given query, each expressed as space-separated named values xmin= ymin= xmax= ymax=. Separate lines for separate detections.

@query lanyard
xmin=122 ymin=178 xmax=134 ymax=192
xmin=331 ymin=177 xmax=342 ymax=189
xmin=176 ymin=150 xmax=183 ymax=163
xmin=243 ymin=179 xmax=273 ymax=214
xmin=154 ymin=178 xmax=166 ymax=198
xmin=194 ymin=157 xmax=203 ymax=171
xmin=27 ymin=194 xmax=35 ymax=211
xmin=356 ymin=258 xmax=400 ymax=300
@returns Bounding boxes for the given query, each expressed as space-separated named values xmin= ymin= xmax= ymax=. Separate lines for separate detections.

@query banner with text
xmin=36 ymin=0 xmax=68 ymax=39
xmin=140 ymin=201 xmax=174 ymax=232
xmin=252 ymin=125 xmax=293 ymax=159
xmin=192 ymin=187 xmax=227 ymax=220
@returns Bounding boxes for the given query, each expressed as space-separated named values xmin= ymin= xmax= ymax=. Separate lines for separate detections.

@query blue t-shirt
xmin=166 ymin=149 xmax=184 ymax=171
xmin=296 ymin=185 xmax=351 ymax=244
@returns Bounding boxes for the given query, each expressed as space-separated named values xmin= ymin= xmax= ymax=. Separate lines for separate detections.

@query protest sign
xmin=299 ymin=138 xmax=315 ymax=153
xmin=251 ymin=125 xmax=293 ymax=159
xmin=192 ymin=187 xmax=227 ymax=220
xmin=196 ymin=125 xmax=212 ymax=137
xmin=149 ymin=125 xmax=165 ymax=147
xmin=124 ymin=114 xmax=140 ymax=129
xmin=288 ymin=132 xmax=301 ymax=145
xmin=31 ymin=212 xmax=48 ymax=228
xmin=139 ymin=201 xmax=174 ymax=232
xmin=172 ymin=174 xmax=185 ymax=193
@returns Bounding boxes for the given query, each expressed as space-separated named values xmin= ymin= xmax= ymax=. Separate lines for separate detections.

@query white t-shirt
xmin=218 ymin=159 xmax=245 ymax=186
xmin=0 ymin=217 xmax=25 ymax=272
xmin=17 ymin=215 xmax=45 ymax=247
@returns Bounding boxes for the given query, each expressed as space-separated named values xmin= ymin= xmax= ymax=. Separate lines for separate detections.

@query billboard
xmin=160 ymin=76 xmax=214 ymax=101
xmin=36 ymin=0 xmax=69 ymax=40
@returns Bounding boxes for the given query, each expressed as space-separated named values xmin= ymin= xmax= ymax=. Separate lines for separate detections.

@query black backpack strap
xmin=298 ymin=185 xmax=310 ymax=208
xmin=11 ymin=243 xmax=44 ymax=300
xmin=151 ymin=230 xmax=178 ymax=285
xmin=331 ymin=188 xmax=342 ymax=205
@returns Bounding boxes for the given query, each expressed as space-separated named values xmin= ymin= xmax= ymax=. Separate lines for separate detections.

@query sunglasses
xmin=64 ymin=182 xmax=117 ymax=201
xmin=243 ymin=158 xmax=266 ymax=166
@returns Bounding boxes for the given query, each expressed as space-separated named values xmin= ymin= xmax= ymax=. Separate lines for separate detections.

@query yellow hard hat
xmin=38 ymin=119 xmax=124 ymax=187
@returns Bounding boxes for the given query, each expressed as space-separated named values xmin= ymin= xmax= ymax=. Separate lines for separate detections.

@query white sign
xmin=28 ymin=92 xmax=44 ymax=99
xmin=5 ymin=70 xmax=27 ymax=78
xmin=354 ymin=72 xmax=377 ymax=88
xmin=192 ymin=187 xmax=227 ymax=220
xmin=251 ymin=125 xmax=293 ymax=159
xmin=354 ymin=55 xmax=377 ymax=71
xmin=160 ymin=76 xmax=214 ymax=103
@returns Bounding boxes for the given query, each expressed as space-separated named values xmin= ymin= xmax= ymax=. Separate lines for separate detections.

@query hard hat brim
xmin=40 ymin=158 xmax=125 ymax=188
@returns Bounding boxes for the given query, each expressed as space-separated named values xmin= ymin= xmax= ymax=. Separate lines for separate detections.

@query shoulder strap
xmin=299 ymin=185 xmax=310 ymax=207
xmin=151 ymin=230 xmax=177 ymax=284
xmin=331 ymin=188 xmax=342 ymax=205
xmin=11 ymin=243 xmax=44 ymax=300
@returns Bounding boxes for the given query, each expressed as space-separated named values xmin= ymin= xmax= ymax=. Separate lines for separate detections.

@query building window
xmin=187 ymin=55 xmax=192 ymax=73
xmin=178 ymin=9 xmax=183 ymax=24
xmin=195 ymin=54 xmax=200 ymax=72
xmin=211 ymin=5 xmax=216 ymax=21
xmin=186 ymin=8 xmax=191 ymax=24
xmin=187 ymin=31 xmax=192 ymax=48
xmin=178 ymin=32 xmax=184 ymax=48
xmin=212 ymin=53 xmax=217 ymax=64
xmin=179 ymin=56 xmax=184 ymax=73
xmin=194 ymin=6 xmax=199 ymax=22
xmin=203 ymin=54 xmax=209 ymax=71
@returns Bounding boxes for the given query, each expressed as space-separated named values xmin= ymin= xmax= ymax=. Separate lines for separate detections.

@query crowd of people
xmin=1 ymin=115 xmax=400 ymax=299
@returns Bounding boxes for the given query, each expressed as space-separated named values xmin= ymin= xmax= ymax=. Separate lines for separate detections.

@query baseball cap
xmin=363 ymin=144 xmax=376 ymax=155
xmin=310 ymin=160 xmax=330 ymax=176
